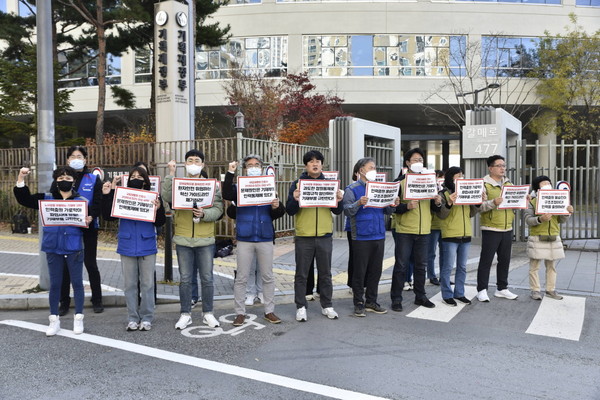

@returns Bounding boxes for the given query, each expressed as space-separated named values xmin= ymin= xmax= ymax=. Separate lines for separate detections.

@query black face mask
xmin=57 ymin=180 xmax=74 ymax=192
xmin=128 ymin=179 xmax=145 ymax=190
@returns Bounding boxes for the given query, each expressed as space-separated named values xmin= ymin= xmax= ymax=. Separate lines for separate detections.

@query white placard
xmin=39 ymin=200 xmax=88 ymax=227
xmin=237 ymin=175 xmax=276 ymax=207
xmin=403 ymin=173 xmax=438 ymax=200
xmin=375 ymin=173 xmax=386 ymax=183
xmin=121 ymin=174 xmax=161 ymax=193
xmin=322 ymin=171 xmax=339 ymax=180
xmin=364 ymin=181 xmax=400 ymax=208
xmin=299 ymin=179 xmax=340 ymax=208
xmin=454 ymin=179 xmax=484 ymax=205
xmin=110 ymin=187 xmax=158 ymax=222
xmin=535 ymin=190 xmax=571 ymax=215
xmin=172 ymin=178 xmax=217 ymax=210
xmin=497 ymin=185 xmax=530 ymax=209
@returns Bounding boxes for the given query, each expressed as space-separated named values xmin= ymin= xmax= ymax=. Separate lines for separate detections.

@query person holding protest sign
xmin=14 ymin=166 xmax=93 ymax=336
xmin=390 ymin=148 xmax=442 ymax=311
xmin=222 ymin=155 xmax=286 ymax=326
xmin=427 ymin=170 xmax=445 ymax=286
xmin=437 ymin=167 xmax=484 ymax=306
xmin=476 ymin=155 xmax=522 ymax=302
xmin=524 ymin=176 xmax=573 ymax=301
xmin=343 ymin=158 xmax=399 ymax=317
xmin=162 ymin=150 xmax=224 ymax=330
xmin=287 ymin=150 xmax=344 ymax=322
xmin=101 ymin=167 xmax=166 ymax=331
xmin=56 ymin=145 xmax=104 ymax=316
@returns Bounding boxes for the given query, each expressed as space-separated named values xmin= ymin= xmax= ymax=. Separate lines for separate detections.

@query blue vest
xmin=236 ymin=204 xmax=275 ymax=242
xmin=77 ymin=173 xmax=98 ymax=228
xmin=116 ymin=219 xmax=158 ymax=257
xmin=347 ymin=181 xmax=386 ymax=241
xmin=41 ymin=193 xmax=85 ymax=255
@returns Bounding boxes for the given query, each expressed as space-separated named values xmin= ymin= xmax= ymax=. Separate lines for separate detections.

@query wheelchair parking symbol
xmin=181 ymin=313 xmax=266 ymax=338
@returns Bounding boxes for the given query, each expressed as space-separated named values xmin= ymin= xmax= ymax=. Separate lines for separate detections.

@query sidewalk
xmin=1 ymin=229 xmax=599 ymax=310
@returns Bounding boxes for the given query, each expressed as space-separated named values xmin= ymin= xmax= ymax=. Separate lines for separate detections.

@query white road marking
xmin=0 ymin=272 xmax=122 ymax=292
xmin=0 ymin=320 xmax=390 ymax=400
xmin=526 ymin=295 xmax=586 ymax=341
xmin=406 ymin=286 xmax=478 ymax=323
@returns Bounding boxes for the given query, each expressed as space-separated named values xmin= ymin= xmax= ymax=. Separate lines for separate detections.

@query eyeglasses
xmin=410 ymin=158 xmax=424 ymax=163
xmin=492 ymin=164 xmax=507 ymax=168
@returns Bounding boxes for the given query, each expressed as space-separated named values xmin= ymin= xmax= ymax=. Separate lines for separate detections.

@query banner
xmin=454 ymin=179 xmax=484 ymax=205
xmin=39 ymin=200 xmax=88 ymax=227
xmin=237 ymin=175 xmax=276 ymax=207
xmin=172 ymin=178 xmax=217 ymax=209
xmin=364 ymin=181 xmax=400 ymax=208
xmin=403 ymin=173 xmax=438 ymax=200
xmin=121 ymin=174 xmax=161 ymax=193
xmin=375 ymin=173 xmax=386 ymax=183
xmin=299 ymin=179 xmax=340 ymax=208
xmin=535 ymin=190 xmax=571 ymax=215
xmin=322 ymin=171 xmax=338 ymax=180
xmin=110 ymin=187 xmax=158 ymax=222
xmin=497 ymin=185 xmax=529 ymax=209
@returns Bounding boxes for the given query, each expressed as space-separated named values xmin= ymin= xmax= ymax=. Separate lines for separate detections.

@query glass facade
xmin=196 ymin=36 xmax=288 ymax=79
xmin=482 ymin=36 xmax=540 ymax=77
xmin=58 ymin=52 xmax=122 ymax=88
xmin=576 ymin=0 xmax=600 ymax=5
xmin=303 ymin=35 xmax=466 ymax=77
xmin=135 ymin=48 xmax=152 ymax=83
xmin=455 ymin=0 xmax=560 ymax=3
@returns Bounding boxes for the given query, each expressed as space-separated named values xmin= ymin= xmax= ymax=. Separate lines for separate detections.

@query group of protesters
xmin=14 ymin=145 xmax=573 ymax=336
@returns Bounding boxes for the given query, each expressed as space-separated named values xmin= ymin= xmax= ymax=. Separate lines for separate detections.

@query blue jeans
xmin=47 ymin=251 xmax=84 ymax=315
xmin=176 ymin=244 xmax=215 ymax=313
xmin=440 ymin=240 xmax=470 ymax=299
xmin=121 ymin=254 xmax=156 ymax=323
xmin=427 ymin=230 xmax=442 ymax=280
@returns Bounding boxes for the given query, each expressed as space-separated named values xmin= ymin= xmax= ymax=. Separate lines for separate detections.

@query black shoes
xmin=391 ymin=302 xmax=403 ymax=312
xmin=93 ymin=302 xmax=104 ymax=313
xmin=443 ymin=298 xmax=457 ymax=307
xmin=58 ymin=302 xmax=70 ymax=317
xmin=354 ymin=304 xmax=366 ymax=317
xmin=429 ymin=277 xmax=440 ymax=285
xmin=454 ymin=296 xmax=472 ymax=305
xmin=414 ymin=298 xmax=435 ymax=308
xmin=365 ymin=302 xmax=387 ymax=314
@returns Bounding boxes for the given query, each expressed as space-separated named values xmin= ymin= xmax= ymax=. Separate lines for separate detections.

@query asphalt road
xmin=2 ymin=290 xmax=600 ymax=400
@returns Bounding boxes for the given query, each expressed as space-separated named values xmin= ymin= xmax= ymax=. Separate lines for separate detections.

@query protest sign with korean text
xmin=454 ymin=179 xmax=484 ymax=205
xmin=299 ymin=179 xmax=340 ymax=208
xmin=110 ymin=187 xmax=158 ymax=222
xmin=39 ymin=200 xmax=88 ymax=227
xmin=322 ymin=171 xmax=339 ymax=180
xmin=237 ymin=175 xmax=276 ymax=207
xmin=375 ymin=173 xmax=386 ymax=182
xmin=121 ymin=174 xmax=161 ymax=193
xmin=365 ymin=181 xmax=400 ymax=208
xmin=403 ymin=173 xmax=438 ymax=200
xmin=171 ymin=178 xmax=217 ymax=209
xmin=535 ymin=190 xmax=571 ymax=215
xmin=497 ymin=185 xmax=529 ymax=209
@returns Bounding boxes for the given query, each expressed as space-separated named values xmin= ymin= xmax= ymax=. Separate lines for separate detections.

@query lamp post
xmin=457 ymin=83 xmax=501 ymax=110
xmin=234 ymin=111 xmax=245 ymax=137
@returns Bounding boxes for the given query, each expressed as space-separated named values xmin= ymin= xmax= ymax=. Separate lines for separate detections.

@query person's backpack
xmin=11 ymin=211 xmax=30 ymax=234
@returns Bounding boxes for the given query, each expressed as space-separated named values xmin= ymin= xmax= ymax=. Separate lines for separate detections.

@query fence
xmin=0 ymin=138 xmax=330 ymax=237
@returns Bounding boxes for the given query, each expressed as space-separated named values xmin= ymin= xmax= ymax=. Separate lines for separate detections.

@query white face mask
xmin=246 ymin=167 xmax=262 ymax=177
xmin=69 ymin=159 xmax=85 ymax=170
xmin=186 ymin=164 xmax=203 ymax=176
xmin=410 ymin=162 xmax=424 ymax=173
xmin=540 ymin=184 xmax=552 ymax=190
xmin=365 ymin=170 xmax=377 ymax=182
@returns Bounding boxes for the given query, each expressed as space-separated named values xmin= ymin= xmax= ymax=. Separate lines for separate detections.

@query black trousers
xmin=476 ymin=230 xmax=512 ymax=292
xmin=60 ymin=227 xmax=103 ymax=306
xmin=351 ymin=239 xmax=384 ymax=306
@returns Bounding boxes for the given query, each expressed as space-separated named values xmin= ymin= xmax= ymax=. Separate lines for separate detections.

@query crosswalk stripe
xmin=525 ymin=295 xmax=586 ymax=341
xmin=406 ymin=286 xmax=478 ymax=322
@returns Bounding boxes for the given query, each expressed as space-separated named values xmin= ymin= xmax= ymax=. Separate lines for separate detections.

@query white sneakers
xmin=46 ymin=315 xmax=60 ymax=336
xmin=73 ymin=314 xmax=84 ymax=335
xmin=139 ymin=321 xmax=152 ymax=331
xmin=477 ymin=289 xmax=490 ymax=302
xmin=256 ymin=292 xmax=265 ymax=304
xmin=175 ymin=313 xmax=192 ymax=330
xmin=321 ymin=307 xmax=339 ymax=319
xmin=495 ymin=289 xmax=518 ymax=300
xmin=127 ymin=321 xmax=139 ymax=331
xmin=202 ymin=312 xmax=220 ymax=328
xmin=244 ymin=295 xmax=255 ymax=306
xmin=296 ymin=306 xmax=307 ymax=322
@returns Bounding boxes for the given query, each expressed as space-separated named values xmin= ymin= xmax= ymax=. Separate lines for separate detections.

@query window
xmin=576 ymin=0 xmax=600 ymax=5
xmin=0 ymin=0 xmax=7 ymax=13
xmin=456 ymin=0 xmax=560 ymax=3
xmin=58 ymin=51 xmax=122 ymax=88
xmin=135 ymin=48 xmax=152 ymax=83
xmin=482 ymin=36 xmax=540 ymax=77
xmin=18 ymin=0 xmax=35 ymax=16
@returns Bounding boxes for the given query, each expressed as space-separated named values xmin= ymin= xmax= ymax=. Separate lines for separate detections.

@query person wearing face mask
xmin=343 ymin=158 xmax=400 ymax=317
xmin=390 ymin=148 xmax=442 ymax=311
xmin=222 ymin=155 xmax=286 ymax=326
xmin=101 ymin=167 xmax=166 ymax=331
xmin=436 ymin=167 xmax=485 ymax=306
xmin=162 ymin=150 xmax=224 ymax=330
xmin=14 ymin=166 xmax=93 ymax=336
xmin=55 ymin=145 xmax=104 ymax=316
xmin=524 ymin=176 xmax=573 ymax=301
